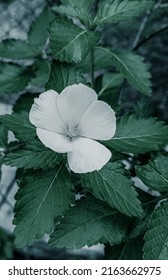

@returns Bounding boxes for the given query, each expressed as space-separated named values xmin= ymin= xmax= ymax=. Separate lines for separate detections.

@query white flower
xmin=29 ymin=83 xmax=116 ymax=173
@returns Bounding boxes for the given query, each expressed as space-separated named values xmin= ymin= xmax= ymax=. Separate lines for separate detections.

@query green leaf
xmin=95 ymin=0 xmax=154 ymax=25
xmin=129 ymin=195 xmax=155 ymax=239
xmin=52 ymin=5 xmax=79 ymax=18
xmin=136 ymin=154 xmax=168 ymax=192
xmin=0 ymin=40 xmax=37 ymax=59
xmin=53 ymin=0 xmax=93 ymax=22
xmin=28 ymin=6 xmax=54 ymax=52
xmin=4 ymin=138 xmax=62 ymax=170
xmin=46 ymin=61 xmax=85 ymax=93
xmin=106 ymin=114 xmax=168 ymax=154
xmin=0 ymin=112 xmax=36 ymax=141
xmin=61 ymin=0 xmax=93 ymax=11
xmin=13 ymin=93 xmax=38 ymax=113
xmin=98 ymin=48 xmax=152 ymax=95
xmin=30 ymin=60 xmax=51 ymax=89
xmin=13 ymin=165 xmax=74 ymax=248
xmin=104 ymin=236 xmax=144 ymax=260
xmin=49 ymin=17 xmax=100 ymax=63
xmin=133 ymin=98 xmax=155 ymax=118
xmin=0 ymin=63 xmax=31 ymax=93
xmin=49 ymin=195 xmax=128 ymax=248
xmin=98 ymin=73 xmax=124 ymax=106
xmin=82 ymin=162 xmax=143 ymax=217
xmin=143 ymin=200 xmax=168 ymax=260
xmin=99 ymin=73 xmax=124 ymax=96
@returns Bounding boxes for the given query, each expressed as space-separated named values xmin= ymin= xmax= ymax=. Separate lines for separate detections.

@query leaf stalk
xmin=90 ymin=48 xmax=95 ymax=89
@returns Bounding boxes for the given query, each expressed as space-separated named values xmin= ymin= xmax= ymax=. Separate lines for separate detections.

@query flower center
xmin=66 ymin=126 xmax=79 ymax=141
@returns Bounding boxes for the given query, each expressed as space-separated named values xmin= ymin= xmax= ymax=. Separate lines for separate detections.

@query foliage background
xmin=0 ymin=0 xmax=168 ymax=260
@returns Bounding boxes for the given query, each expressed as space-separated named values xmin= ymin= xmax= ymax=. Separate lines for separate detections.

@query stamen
xmin=66 ymin=126 xmax=79 ymax=140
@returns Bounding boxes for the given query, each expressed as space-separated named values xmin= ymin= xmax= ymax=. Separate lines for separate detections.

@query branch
xmin=133 ymin=25 xmax=168 ymax=51
xmin=118 ymin=0 xmax=163 ymax=106
xmin=90 ymin=48 xmax=95 ymax=89
xmin=132 ymin=0 xmax=163 ymax=50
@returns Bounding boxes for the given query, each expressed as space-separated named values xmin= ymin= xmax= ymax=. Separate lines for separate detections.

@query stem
xmin=160 ymin=4 xmax=168 ymax=8
xmin=133 ymin=25 xmax=168 ymax=51
xmin=90 ymin=48 xmax=95 ymax=89
xmin=0 ymin=177 xmax=16 ymax=209
xmin=132 ymin=0 xmax=163 ymax=50
xmin=142 ymin=193 xmax=168 ymax=207
xmin=118 ymin=0 xmax=163 ymax=106
xmin=98 ymin=86 xmax=106 ymax=98
xmin=118 ymin=81 xmax=126 ymax=107
xmin=132 ymin=11 xmax=151 ymax=50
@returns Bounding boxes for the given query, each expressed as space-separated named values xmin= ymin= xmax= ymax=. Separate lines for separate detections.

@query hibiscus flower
xmin=29 ymin=83 xmax=116 ymax=173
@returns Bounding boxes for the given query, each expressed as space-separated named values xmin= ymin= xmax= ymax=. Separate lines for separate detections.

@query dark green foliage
xmin=95 ymin=0 xmax=154 ymax=25
xmin=0 ymin=0 xmax=167 ymax=259
xmin=49 ymin=195 xmax=129 ymax=248
xmin=143 ymin=200 xmax=168 ymax=260
xmin=28 ymin=6 xmax=54 ymax=52
xmin=13 ymin=165 xmax=74 ymax=248
xmin=0 ymin=6 xmax=54 ymax=94
xmin=46 ymin=61 xmax=85 ymax=92
xmin=0 ymin=40 xmax=37 ymax=60
xmin=13 ymin=93 xmax=38 ymax=113
xmin=48 ymin=17 xmax=100 ymax=63
xmin=4 ymin=138 xmax=62 ymax=170
xmin=98 ymin=48 xmax=152 ymax=95
xmin=78 ymin=47 xmax=113 ymax=72
xmin=104 ymin=236 xmax=144 ymax=260
xmin=0 ymin=228 xmax=13 ymax=260
xmin=0 ymin=63 xmax=31 ymax=93
xmin=82 ymin=162 xmax=144 ymax=217
xmin=136 ymin=154 xmax=168 ymax=192
xmin=106 ymin=115 xmax=168 ymax=154
xmin=30 ymin=60 xmax=51 ymax=89
xmin=0 ymin=112 xmax=36 ymax=141
xmin=53 ymin=0 xmax=93 ymax=22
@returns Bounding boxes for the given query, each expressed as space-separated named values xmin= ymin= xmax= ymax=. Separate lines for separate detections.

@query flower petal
xmin=57 ymin=83 xmax=97 ymax=128
xmin=37 ymin=128 xmax=73 ymax=153
xmin=68 ymin=137 xmax=111 ymax=173
xmin=29 ymin=90 xmax=66 ymax=134
xmin=78 ymin=100 xmax=116 ymax=140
